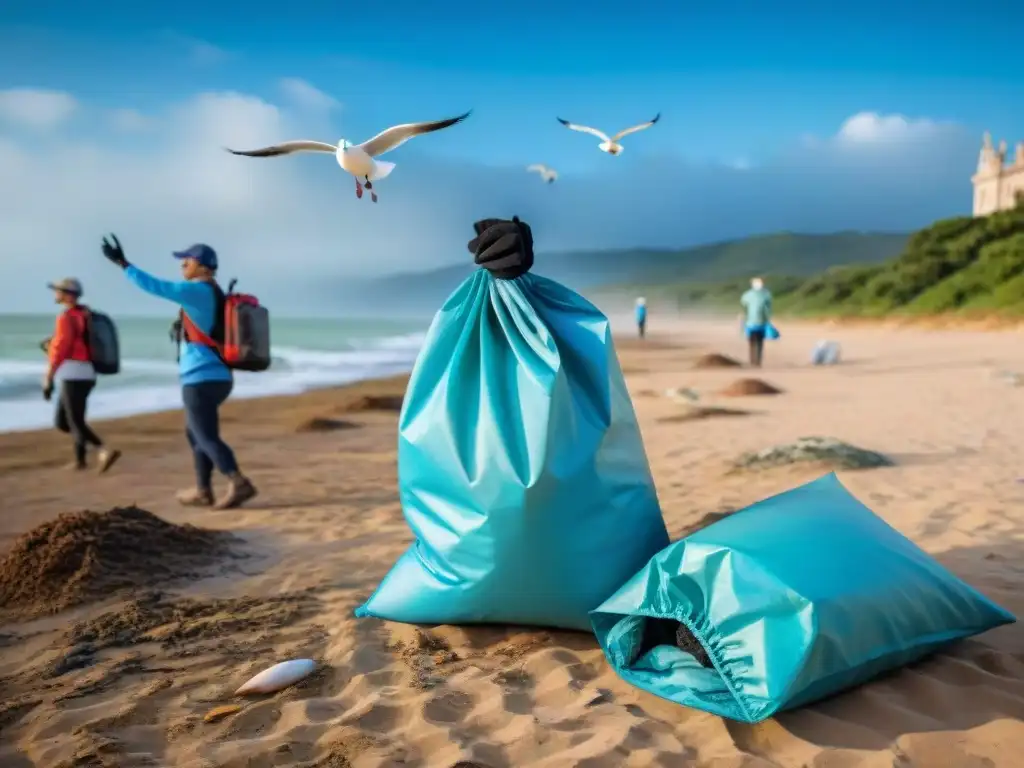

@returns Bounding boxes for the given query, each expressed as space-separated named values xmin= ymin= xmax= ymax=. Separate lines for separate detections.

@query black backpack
xmin=84 ymin=309 xmax=120 ymax=375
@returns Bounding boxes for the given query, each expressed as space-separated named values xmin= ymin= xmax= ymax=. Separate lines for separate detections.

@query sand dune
xmin=1 ymin=318 xmax=1024 ymax=767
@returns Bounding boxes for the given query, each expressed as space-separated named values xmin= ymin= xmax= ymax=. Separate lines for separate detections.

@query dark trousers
xmin=748 ymin=329 xmax=766 ymax=367
xmin=55 ymin=380 xmax=103 ymax=464
xmin=182 ymin=381 xmax=239 ymax=490
xmin=638 ymin=319 xmax=647 ymax=338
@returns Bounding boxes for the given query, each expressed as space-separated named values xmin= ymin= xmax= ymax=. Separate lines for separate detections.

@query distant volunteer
xmin=100 ymin=236 xmax=260 ymax=510
xmin=635 ymin=296 xmax=648 ymax=338
xmin=43 ymin=278 xmax=121 ymax=472
xmin=739 ymin=276 xmax=773 ymax=367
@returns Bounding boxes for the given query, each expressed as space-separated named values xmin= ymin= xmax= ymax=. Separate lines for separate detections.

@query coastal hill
xmin=334 ymin=232 xmax=909 ymax=313
xmin=619 ymin=206 xmax=1024 ymax=317
xmin=777 ymin=205 xmax=1024 ymax=316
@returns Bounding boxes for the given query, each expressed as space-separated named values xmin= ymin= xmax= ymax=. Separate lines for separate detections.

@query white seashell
xmin=664 ymin=387 xmax=700 ymax=402
xmin=234 ymin=659 xmax=317 ymax=696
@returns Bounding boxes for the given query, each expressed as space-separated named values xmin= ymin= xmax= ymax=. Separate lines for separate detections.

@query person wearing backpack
xmin=43 ymin=278 xmax=122 ymax=472
xmin=100 ymin=236 xmax=259 ymax=510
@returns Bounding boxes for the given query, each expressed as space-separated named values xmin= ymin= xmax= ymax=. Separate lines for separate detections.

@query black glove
xmin=101 ymin=233 xmax=130 ymax=269
xmin=468 ymin=216 xmax=535 ymax=280
xmin=39 ymin=337 xmax=51 ymax=353
xmin=42 ymin=381 xmax=54 ymax=401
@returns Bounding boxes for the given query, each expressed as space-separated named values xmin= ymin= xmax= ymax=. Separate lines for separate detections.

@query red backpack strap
xmin=181 ymin=283 xmax=230 ymax=368
xmin=180 ymin=311 xmax=219 ymax=349
xmin=181 ymin=281 xmax=226 ymax=349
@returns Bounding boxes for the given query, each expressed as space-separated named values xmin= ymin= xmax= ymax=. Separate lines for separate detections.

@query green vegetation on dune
xmin=591 ymin=232 xmax=906 ymax=309
xmin=774 ymin=205 xmax=1024 ymax=317
xmin=608 ymin=206 xmax=1024 ymax=318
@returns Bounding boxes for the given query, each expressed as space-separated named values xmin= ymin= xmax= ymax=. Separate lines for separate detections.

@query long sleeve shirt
xmin=48 ymin=308 xmax=95 ymax=381
xmin=124 ymin=266 xmax=231 ymax=385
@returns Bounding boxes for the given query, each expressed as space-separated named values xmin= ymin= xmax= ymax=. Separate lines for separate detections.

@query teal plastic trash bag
xmin=356 ymin=216 xmax=669 ymax=631
xmin=591 ymin=472 xmax=1015 ymax=723
xmin=765 ymin=323 xmax=780 ymax=340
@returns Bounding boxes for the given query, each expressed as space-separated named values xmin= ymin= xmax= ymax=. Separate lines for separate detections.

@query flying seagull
xmin=556 ymin=113 xmax=661 ymax=155
xmin=527 ymin=163 xmax=558 ymax=184
xmin=225 ymin=111 xmax=472 ymax=203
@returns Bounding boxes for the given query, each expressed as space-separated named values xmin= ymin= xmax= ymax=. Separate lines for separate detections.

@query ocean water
xmin=0 ymin=313 xmax=427 ymax=433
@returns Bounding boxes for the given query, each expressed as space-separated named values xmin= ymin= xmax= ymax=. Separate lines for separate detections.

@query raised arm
xmin=125 ymin=265 xmax=213 ymax=318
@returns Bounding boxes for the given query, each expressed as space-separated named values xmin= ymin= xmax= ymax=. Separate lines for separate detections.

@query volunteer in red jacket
xmin=43 ymin=278 xmax=121 ymax=472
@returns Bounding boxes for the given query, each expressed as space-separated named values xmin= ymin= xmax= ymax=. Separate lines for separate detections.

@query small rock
xmin=44 ymin=643 xmax=96 ymax=678
xmin=433 ymin=650 xmax=459 ymax=665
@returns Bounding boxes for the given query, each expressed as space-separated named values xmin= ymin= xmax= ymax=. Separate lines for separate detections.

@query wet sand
xmin=1 ymin=318 xmax=1023 ymax=767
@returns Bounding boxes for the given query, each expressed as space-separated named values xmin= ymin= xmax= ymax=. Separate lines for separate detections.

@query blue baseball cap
xmin=173 ymin=243 xmax=218 ymax=270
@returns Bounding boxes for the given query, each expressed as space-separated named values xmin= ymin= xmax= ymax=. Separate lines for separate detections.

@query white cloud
xmin=0 ymin=97 xmax=977 ymax=314
xmin=278 ymin=78 xmax=340 ymax=113
xmin=835 ymin=111 xmax=947 ymax=145
xmin=160 ymin=31 xmax=231 ymax=66
xmin=0 ymin=88 xmax=77 ymax=129
xmin=107 ymin=108 xmax=152 ymax=133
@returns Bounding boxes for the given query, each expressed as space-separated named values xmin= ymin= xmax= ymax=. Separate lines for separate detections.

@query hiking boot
xmin=96 ymin=448 xmax=122 ymax=474
xmin=176 ymin=487 xmax=215 ymax=507
xmin=214 ymin=474 xmax=258 ymax=510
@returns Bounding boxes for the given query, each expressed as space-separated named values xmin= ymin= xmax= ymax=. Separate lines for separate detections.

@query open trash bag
xmin=356 ymin=216 xmax=669 ymax=631
xmin=591 ymin=473 xmax=1015 ymax=722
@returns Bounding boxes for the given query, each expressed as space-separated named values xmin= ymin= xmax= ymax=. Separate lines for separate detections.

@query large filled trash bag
xmin=591 ymin=473 xmax=1015 ymax=722
xmin=356 ymin=216 xmax=670 ymax=631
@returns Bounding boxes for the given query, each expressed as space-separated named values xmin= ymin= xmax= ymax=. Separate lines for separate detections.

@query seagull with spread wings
xmin=527 ymin=164 xmax=559 ymax=184
xmin=556 ymin=113 xmax=661 ymax=156
xmin=225 ymin=111 xmax=472 ymax=203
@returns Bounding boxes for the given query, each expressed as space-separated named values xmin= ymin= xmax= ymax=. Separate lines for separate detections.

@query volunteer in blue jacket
xmin=635 ymin=296 xmax=648 ymax=338
xmin=100 ymin=234 xmax=258 ymax=509
xmin=739 ymin=276 xmax=773 ymax=367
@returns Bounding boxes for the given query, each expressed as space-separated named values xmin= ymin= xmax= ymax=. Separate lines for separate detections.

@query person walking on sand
xmin=99 ymin=236 xmax=258 ymax=510
xmin=43 ymin=278 xmax=121 ymax=472
xmin=635 ymin=296 xmax=648 ymax=338
xmin=739 ymin=277 xmax=772 ymax=367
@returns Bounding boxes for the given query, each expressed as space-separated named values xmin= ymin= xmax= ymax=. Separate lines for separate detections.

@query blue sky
xmin=1 ymin=1 xmax=1022 ymax=312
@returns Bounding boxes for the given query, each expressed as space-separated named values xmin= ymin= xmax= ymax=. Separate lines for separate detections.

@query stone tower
xmin=972 ymin=132 xmax=1024 ymax=216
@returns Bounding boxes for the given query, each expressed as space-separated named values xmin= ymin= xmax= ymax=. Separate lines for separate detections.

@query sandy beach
xmin=2 ymin=317 xmax=1024 ymax=768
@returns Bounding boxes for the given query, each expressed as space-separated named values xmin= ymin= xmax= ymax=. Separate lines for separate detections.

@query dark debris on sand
xmin=0 ymin=506 xmax=238 ymax=619
xmin=733 ymin=436 xmax=894 ymax=472
xmin=296 ymin=416 xmax=361 ymax=433
xmin=677 ymin=507 xmax=738 ymax=538
xmin=66 ymin=590 xmax=322 ymax=651
xmin=658 ymin=406 xmax=751 ymax=423
xmin=39 ymin=590 xmax=323 ymax=680
xmin=694 ymin=353 xmax=741 ymax=369
xmin=719 ymin=378 xmax=782 ymax=396
xmin=336 ymin=394 xmax=404 ymax=413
